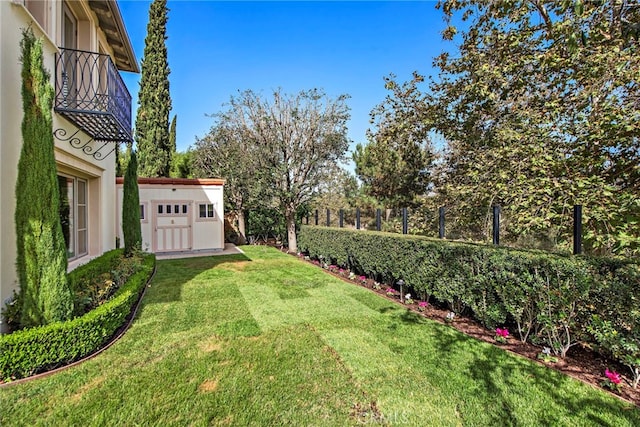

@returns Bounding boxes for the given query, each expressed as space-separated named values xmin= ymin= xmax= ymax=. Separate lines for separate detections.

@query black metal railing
xmin=54 ymin=48 xmax=132 ymax=142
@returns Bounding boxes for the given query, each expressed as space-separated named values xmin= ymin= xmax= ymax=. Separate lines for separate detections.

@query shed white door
xmin=152 ymin=201 xmax=192 ymax=252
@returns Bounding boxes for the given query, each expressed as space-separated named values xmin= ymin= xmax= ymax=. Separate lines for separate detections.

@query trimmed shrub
xmin=0 ymin=254 xmax=155 ymax=381
xmin=298 ymin=226 xmax=640 ymax=363
xmin=16 ymin=28 xmax=73 ymax=328
xmin=123 ymin=150 xmax=142 ymax=256
xmin=69 ymin=249 xmax=144 ymax=316
xmin=586 ymin=259 xmax=640 ymax=387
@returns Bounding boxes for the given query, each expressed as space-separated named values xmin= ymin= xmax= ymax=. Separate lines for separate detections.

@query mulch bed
xmin=284 ymin=249 xmax=640 ymax=407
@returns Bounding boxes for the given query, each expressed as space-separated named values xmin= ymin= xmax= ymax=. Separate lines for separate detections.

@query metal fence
xmin=306 ymin=205 xmax=585 ymax=255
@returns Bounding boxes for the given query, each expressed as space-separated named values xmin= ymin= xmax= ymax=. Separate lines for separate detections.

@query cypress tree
xmin=15 ymin=29 xmax=73 ymax=328
xmin=122 ymin=149 xmax=142 ymax=256
xmin=169 ymin=114 xmax=176 ymax=159
xmin=135 ymin=0 xmax=172 ymax=177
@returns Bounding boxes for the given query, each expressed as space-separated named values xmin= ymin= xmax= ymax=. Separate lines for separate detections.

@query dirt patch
xmin=216 ymin=415 xmax=234 ymax=425
xmin=199 ymin=379 xmax=219 ymax=393
xmin=218 ymin=261 xmax=251 ymax=272
xmin=351 ymin=400 xmax=384 ymax=425
xmin=199 ymin=336 xmax=222 ymax=353
xmin=70 ymin=375 xmax=106 ymax=403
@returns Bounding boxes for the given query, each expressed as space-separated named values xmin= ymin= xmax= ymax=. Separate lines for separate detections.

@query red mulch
xmin=286 ymin=250 xmax=640 ymax=407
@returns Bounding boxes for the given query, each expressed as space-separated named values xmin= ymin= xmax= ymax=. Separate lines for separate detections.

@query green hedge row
xmin=0 ymin=252 xmax=155 ymax=381
xmin=298 ymin=226 xmax=640 ymax=386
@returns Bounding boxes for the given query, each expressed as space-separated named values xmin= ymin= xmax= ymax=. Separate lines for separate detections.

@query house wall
xmin=0 ymin=1 xmax=124 ymax=332
xmin=116 ymin=182 xmax=225 ymax=254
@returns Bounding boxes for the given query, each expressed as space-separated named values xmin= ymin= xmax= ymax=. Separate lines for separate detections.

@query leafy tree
xmin=116 ymin=144 xmax=132 ymax=180
xmin=122 ymin=149 xmax=142 ymax=256
xmin=354 ymin=73 xmax=434 ymax=209
xmin=206 ymin=89 xmax=350 ymax=252
xmin=311 ymin=165 xmax=360 ymax=225
xmin=430 ymin=0 xmax=640 ymax=254
xmin=192 ymin=123 xmax=262 ymax=243
xmin=170 ymin=150 xmax=193 ymax=178
xmin=15 ymin=29 xmax=72 ymax=327
xmin=135 ymin=0 xmax=172 ymax=177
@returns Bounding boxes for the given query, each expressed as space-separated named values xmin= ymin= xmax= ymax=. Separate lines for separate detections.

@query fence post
xmin=326 ymin=209 xmax=331 ymax=227
xmin=356 ymin=208 xmax=361 ymax=230
xmin=315 ymin=209 xmax=319 ymax=226
xmin=573 ymin=204 xmax=582 ymax=255
xmin=492 ymin=205 xmax=500 ymax=245
xmin=339 ymin=209 xmax=344 ymax=228
xmin=376 ymin=208 xmax=381 ymax=231
xmin=402 ymin=207 xmax=408 ymax=234
xmin=438 ymin=207 xmax=445 ymax=239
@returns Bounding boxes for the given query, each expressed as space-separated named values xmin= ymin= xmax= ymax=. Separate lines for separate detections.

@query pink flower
xmin=386 ymin=288 xmax=396 ymax=294
xmin=605 ymin=369 xmax=621 ymax=385
xmin=359 ymin=275 xmax=366 ymax=282
xmin=495 ymin=328 xmax=509 ymax=338
xmin=419 ymin=301 xmax=428 ymax=308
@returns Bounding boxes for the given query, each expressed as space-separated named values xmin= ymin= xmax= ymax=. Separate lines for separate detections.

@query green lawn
xmin=1 ymin=245 xmax=639 ymax=426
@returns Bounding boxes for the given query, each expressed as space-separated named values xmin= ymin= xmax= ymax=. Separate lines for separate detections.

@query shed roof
xmin=116 ymin=177 xmax=225 ymax=186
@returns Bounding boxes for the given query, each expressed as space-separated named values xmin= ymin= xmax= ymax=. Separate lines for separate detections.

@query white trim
xmin=12 ymin=1 xmax=57 ymax=49
xmin=196 ymin=202 xmax=218 ymax=222
xmin=140 ymin=202 xmax=149 ymax=223
xmin=151 ymin=200 xmax=192 ymax=253
xmin=58 ymin=173 xmax=88 ymax=260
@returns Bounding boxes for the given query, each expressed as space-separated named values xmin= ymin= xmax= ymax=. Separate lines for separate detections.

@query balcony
xmin=54 ymin=48 xmax=132 ymax=142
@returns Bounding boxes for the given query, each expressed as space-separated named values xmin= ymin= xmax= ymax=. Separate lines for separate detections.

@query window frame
xmin=140 ymin=202 xmax=148 ymax=223
xmin=57 ymin=173 xmax=88 ymax=260
xmin=156 ymin=201 xmax=190 ymax=217
xmin=196 ymin=202 xmax=217 ymax=222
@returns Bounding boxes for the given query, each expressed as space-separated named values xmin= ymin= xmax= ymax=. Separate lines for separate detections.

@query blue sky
xmin=118 ymin=1 xmax=448 ymax=159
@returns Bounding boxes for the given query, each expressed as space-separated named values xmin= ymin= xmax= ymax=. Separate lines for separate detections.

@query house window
xmin=58 ymin=174 xmax=88 ymax=259
xmin=24 ymin=0 xmax=49 ymax=33
xmin=156 ymin=202 xmax=188 ymax=216
xmin=197 ymin=203 xmax=216 ymax=221
xmin=140 ymin=204 xmax=145 ymax=220
xmin=61 ymin=2 xmax=77 ymax=49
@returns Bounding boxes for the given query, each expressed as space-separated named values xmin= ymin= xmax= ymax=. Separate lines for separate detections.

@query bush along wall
xmin=0 ymin=252 xmax=155 ymax=381
xmin=298 ymin=226 xmax=640 ymax=387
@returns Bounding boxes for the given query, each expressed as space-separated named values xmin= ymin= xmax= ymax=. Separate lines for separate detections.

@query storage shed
xmin=116 ymin=177 xmax=225 ymax=254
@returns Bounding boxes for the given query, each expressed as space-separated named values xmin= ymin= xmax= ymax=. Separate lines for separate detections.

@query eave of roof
xmin=116 ymin=177 xmax=226 ymax=186
xmin=88 ymin=0 xmax=139 ymax=73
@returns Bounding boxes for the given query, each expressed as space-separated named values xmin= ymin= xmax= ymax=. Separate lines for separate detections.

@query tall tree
xmin=209 ymin=89 xmax=350 ymax=252
xmin=430 ymin=0 xmax=640 ymax=253
xmin=15 ymin=29 xmax=72 ymax=327
xmin=192 ymin=123 xmax=262 ymax=243
xmin=170 ymin=150 xmax=193 ymax=178
xmin=169 ymin=114 xmax=176 ymax=162
xmin=353 ymin=73 xmax=434 ymax=209
xmin=122 ymin=149 xmax=142 ymax=256
xmin=135 ymin=0 xmax=172 ymax=177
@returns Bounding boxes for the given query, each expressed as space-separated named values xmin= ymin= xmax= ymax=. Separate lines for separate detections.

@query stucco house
xmin=116 ymin=178 xmax=225 ymax=254
xmin=0 ymin=0 xmax=138 ymax=332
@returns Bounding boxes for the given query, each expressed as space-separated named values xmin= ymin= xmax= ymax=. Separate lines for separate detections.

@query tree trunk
xmin=237 ymin=209 xmax=247 ymax=245
xmin=286 ymin=212 xmax=297 ymax=253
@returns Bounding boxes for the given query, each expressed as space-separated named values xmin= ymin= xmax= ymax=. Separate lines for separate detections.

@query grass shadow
xmin=143 ymin=253 xmax=252 ymax=305
xmin=428 ymin=323 xmax=640 ymax=425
